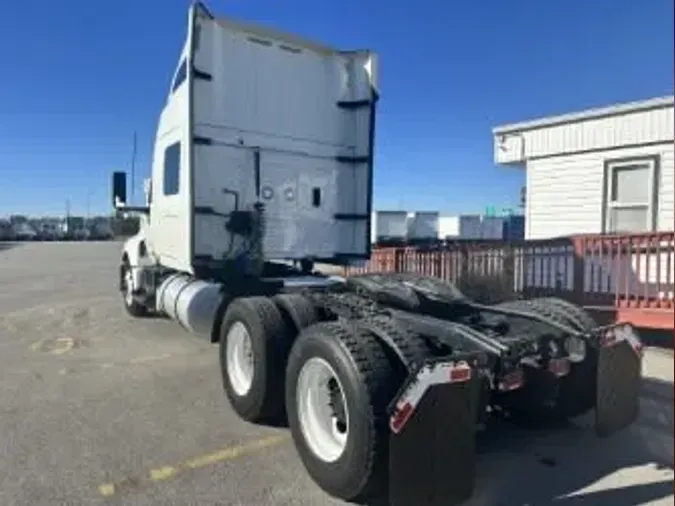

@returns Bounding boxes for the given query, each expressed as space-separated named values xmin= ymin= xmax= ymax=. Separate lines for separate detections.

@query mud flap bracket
xmin=388 ymin=356 xmax=485 ymax=506
xmin=594 ymin=323 xmax=643 ymax=438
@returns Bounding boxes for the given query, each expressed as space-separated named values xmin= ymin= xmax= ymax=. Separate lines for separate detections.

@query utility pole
xmin=130 ymin=131 xmax=137 ymax=206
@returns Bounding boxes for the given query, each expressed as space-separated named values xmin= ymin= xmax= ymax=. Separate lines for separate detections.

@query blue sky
xmin=0 ymin=0 xmax=672 ymax=217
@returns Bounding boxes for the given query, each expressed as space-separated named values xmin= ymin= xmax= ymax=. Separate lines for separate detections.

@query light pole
xmin=130 ymin=131 xmax=137 ymax=206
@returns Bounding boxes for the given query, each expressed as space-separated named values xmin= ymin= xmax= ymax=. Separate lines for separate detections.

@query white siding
xmin=659 ymin=150 xmax=674 ymax=231
xmin=494 ymin=97 xmax=674 ymax=164
xmin=526 ymin=143 xmax=674 ymax=239
xmin=524 ymin=106 xmax=673 ymax=159
xmin=494 ymin=134 xmax=524 ymax=164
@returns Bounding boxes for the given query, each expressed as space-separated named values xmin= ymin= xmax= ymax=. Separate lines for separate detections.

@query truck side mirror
xmin=112 ymin=171 xmax=127 ymax=208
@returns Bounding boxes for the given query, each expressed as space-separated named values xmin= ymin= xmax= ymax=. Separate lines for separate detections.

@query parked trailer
xmin=438 ymin=215 xmax=460 ymax=240
xmin=374 ymin=211 xmax=409 ymax=244
xmin=112 ymin=4 xmax=644 ymax=506
xmin=407 ymin=211 xmax=439 ymax=241
xmin=502 ymin=214 xmax=525 ymax=241
xmin=437 ymin=214 xmax=526 ymax=241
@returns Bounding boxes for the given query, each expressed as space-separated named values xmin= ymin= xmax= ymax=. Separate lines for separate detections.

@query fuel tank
xmin=156 ymin=273 xmax=223 ymax=337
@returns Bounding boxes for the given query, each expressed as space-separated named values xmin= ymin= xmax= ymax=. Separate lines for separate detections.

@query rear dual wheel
xmin=219 ymin=295 xmax=414 ymax=503
xmin=219 ymin=297 xmax=293 ymax=422
xmin=219 ymin=294 xmax=321 ymax=423
xmin=286 ymin=321 xmax=407 ymax=504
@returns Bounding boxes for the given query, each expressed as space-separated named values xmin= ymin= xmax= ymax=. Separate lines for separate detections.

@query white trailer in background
xmin=373 ymin=210 xmax=408 ymax=243
xmin=407 ymin=211 xmax=439 ymax=242
xmin=438 ymin=215 xmax=459 ymax=240
xmin=111 ymin=4 xmax=644 ymax=506
xmin=455 ymin=215 xmax=505 ymax=240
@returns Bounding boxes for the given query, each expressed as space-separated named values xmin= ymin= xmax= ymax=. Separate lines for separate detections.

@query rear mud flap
xmin=388 ymin=370 xmax=482 ymax=506
xmin=595 ymin=325 xmax=643 ymax=438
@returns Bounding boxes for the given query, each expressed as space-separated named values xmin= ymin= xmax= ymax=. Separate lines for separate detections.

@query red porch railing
xmin=576 ymin=232 xmax=674 ymax=329
xmin=344 ymin=232 xmax=675 ymax=330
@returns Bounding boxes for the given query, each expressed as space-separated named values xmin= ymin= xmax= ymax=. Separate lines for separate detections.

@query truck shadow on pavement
xmin=639 ymin=329 xmax=674 ymax=350
xmin=468 ymin=376 xmax=673 ymax=506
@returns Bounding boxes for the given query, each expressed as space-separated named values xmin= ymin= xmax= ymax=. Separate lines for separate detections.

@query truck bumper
xmin=386 ymin=323 xmax=643 ymax=506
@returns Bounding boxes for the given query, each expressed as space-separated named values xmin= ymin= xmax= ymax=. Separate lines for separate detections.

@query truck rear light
xmin=548 ymin=357 xmax=570 ymax=377
xmin=390 ymin=402 xmax=413 ymax=434
xmin=448 ymin=364 xmax=472 ymax=383
xmin=498 ymin=370 xmax=524 ymax=391
xmin=389 ymin=360 xmax=477 ymax=435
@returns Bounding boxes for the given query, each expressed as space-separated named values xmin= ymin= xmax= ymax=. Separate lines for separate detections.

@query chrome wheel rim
xmin=226 ymin=321 xmax=255 ymax=396
xmin=296 ymin=357 xmax=349 ymax=463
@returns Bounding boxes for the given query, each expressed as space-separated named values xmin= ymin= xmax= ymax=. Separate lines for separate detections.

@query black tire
xmin=273 ymin=293 xmax=321 ymax=334
xmin=285 ymin=321 xmax=403 ymax=503
xmin=120 ymin=259 xmax=148 ymax=317
xmin=537 ymin=297 xmax=596 ymax=332
xmin=519 ymin=298 xmax=576 ymax=333
xmin=530 ymin=298 xmax=598 ymax=419
xmin=495 ymin=298 xmax=573 ymax=337
xmin=500 ymin=298 xmax=598 ymax=424
xmin=345 ymin=273 xmax=421 ymax=311
xmin=390 ymin=272 xmax=467 ymax=302
xmin=219 ymin=297 xmax=293 ymax=423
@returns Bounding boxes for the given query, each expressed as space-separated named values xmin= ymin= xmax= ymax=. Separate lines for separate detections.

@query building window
xmin=603 ymin=156 xmax=658 ymax=234
xmin=163 ymin=143 xmax=181 ymax=196
xmin=172 ymin=59 xmax=187 ymax=92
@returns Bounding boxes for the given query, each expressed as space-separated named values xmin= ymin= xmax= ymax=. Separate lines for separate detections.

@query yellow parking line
xmin=129 ymin=353 xmax=172 ymax=365
xmin=51 ymin=337 xmax=74 ymax=355
xmin=98 ymin=484 xmax=115 ymax=497
xmin=29 ymin=339 xmax=44 ymax=351
xmin=29 ymin=337 xmax=75 ymax=355
xmin=97 ymin=434 xmax=290 ymax=497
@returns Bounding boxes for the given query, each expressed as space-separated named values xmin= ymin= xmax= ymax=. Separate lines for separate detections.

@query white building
xmin=493 ymin=96 xmax=674 ymax=239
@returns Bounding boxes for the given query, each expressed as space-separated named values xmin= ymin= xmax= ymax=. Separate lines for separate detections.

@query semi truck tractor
xmin=112 ymin=3 xmax=644 ymax=505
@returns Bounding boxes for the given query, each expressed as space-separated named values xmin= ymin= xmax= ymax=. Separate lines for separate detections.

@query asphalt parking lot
xmin=0 ymin=241 xmax=673 ymax=506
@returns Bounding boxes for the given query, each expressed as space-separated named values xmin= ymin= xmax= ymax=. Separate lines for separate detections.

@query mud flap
xmin=594 ymin=324 xmax=643 ymax=438
xmin=388 ymin=358 xmax=484 ymax=506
